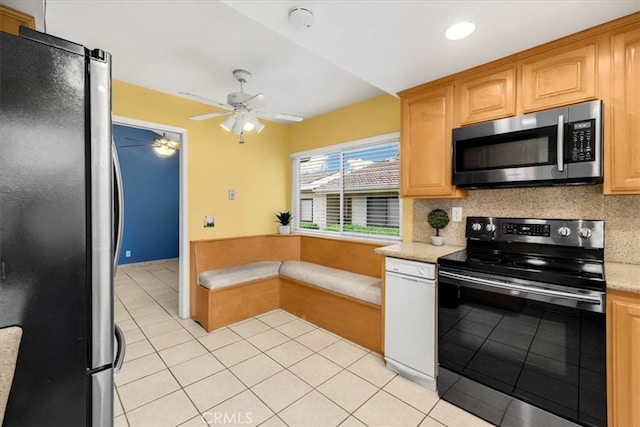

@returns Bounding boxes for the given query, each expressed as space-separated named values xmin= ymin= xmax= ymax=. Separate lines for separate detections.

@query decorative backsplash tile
xmin=413 ymin=185 xmax=640 ymax=264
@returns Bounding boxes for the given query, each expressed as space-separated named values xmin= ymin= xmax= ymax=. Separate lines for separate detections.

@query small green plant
xmin=275 ymin=211 xmax=292 ymax=226
xmin=427 ymin=209 xmax=450 ymax=236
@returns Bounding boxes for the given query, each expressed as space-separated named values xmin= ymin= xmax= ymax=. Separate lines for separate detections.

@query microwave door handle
xmin=557 ymin=114 xmax=564 ymax=172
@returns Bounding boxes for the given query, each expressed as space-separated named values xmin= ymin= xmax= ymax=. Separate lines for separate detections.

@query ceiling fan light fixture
xmin=231 ymin=118 xmax=244 ymax=135
xmin=242 ymin=120 xmax=255 ymax=132
xmin=254 ymin=119 xmax=265 ymax=134
xmin=153 ymin=145 xmax=177 ymax=157
xmin=445 ymin=21 xmax=476 ymax=40
xmin=220 ymin=115 xmax=236 ymax=132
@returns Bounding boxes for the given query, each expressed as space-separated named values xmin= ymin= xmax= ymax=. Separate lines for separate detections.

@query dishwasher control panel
xmin=385 ymin=257 xmax=436 ymax=280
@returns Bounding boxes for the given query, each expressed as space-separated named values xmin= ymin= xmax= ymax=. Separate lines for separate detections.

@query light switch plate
xmin=452 ymin=207 xmax=463 ymax=222
xmin=228 ymin=189 xmax=236 ymax=200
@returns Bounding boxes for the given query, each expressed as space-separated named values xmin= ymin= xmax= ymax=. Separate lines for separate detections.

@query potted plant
xmin=275 ymin=211 xmax=292 ymax=234
xmin=427 ymin=208 xmax=450 ymax=246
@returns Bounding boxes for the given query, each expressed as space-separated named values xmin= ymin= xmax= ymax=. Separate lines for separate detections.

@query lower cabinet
xmin=607 ymin=289 xmax=640 ymax=426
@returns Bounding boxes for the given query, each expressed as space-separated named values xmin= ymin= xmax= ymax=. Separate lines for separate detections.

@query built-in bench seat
xmin=190 ymin=235 xmax=383 ymax=353
xmin=279 ymin=260 xmax=381 ymax=305
xmin=199 ymin=261 xmax=282 ymax=290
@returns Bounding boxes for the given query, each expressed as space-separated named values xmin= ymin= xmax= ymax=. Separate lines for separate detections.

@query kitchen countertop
xmin=605 ymin=262 xmax=640 ymax=294
xmin=376 ymin=243 xmax=640 ymax=294
xmin=375 ymin=242 xmax=464 ymax=263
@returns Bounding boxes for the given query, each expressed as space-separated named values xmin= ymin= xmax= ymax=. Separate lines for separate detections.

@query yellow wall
xmin=288 ymin=94 xmax=413 ymax=241
xmin=113 ymin=81 xmax=290 ymax=240
xmin=113 ymin=84 xmax=408 ymax=242
xmin=288 ymin=94 xmax=400 ymax=152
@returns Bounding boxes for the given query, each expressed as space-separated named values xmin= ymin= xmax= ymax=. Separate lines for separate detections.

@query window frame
xmin=290 ymin=132 xmax=402 ymax=243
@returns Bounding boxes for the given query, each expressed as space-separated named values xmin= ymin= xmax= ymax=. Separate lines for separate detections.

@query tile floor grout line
xmin=117 ymin=264 xmax=209 ymax=419
xmin=115 ymin=261 xmax=491 ymax=427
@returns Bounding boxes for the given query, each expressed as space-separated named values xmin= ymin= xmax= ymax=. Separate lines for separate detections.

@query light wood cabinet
xmin=398 ymin=13 xmax=640 ymax=197
xmin=457 ymin=67 xmax=516 ymax=125
xmin=605 ymin=26 xmax=640 ymax=194
xmin=607 ymin=289 xmax=640 ymax=427
xmin=399 ymin=84 xmax=466 ymax=198
xmin=0 ymin=5 xmax=35 ymax=35
xmin=522 ymin=43 xmax=597 ymax=112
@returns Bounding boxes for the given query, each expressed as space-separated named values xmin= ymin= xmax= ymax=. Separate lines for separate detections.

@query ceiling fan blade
xmin=190 ymin=111 xmax=233 ymax=121
xmin=124 ymin=137 xmax=152 ymax=142
xmin=121 ymin=143 xmax=156 ymax=148
xmin=255 ymin=110 xmax=304 ymax=122
xmin=179 ymin=92 xmax=233 ymax=111
xmin=244 ymin=92 xmax=265 ymax=107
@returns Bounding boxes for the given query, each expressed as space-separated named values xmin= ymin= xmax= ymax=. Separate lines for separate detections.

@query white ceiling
xmin=5 ymin=0 xmax=639 ymax=122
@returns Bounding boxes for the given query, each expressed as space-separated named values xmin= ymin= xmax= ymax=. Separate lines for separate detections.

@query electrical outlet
xmin=228 ymin=189 xmax=235 ymax=200
xmin=204 ymin=216 xmax=215 ymax=227
xmin=125 ymin=250 xmax=131 ymax=257
xmin=452 ymin=207 xmax=463 ymax=222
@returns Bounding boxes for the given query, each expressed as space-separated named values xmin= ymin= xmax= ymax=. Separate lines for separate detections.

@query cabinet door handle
xmin=1 ymin=262 xmax=5 ymax=280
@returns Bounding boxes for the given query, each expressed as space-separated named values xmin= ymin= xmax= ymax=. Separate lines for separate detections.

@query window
xmin=291 ymin=133 xmax=401 ymax=241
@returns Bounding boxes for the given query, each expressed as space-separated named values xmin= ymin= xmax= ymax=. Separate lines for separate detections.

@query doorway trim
xmin=113 ymin=115 xmax=190 ymax=319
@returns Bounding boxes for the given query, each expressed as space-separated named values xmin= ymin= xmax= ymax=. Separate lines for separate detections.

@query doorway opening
xmin=113 ymin=116 xmax=190 ymax=319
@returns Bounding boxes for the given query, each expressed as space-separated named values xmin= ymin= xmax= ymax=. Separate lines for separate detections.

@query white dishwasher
xmin=384 ymin=257 xmax=436 ymax=390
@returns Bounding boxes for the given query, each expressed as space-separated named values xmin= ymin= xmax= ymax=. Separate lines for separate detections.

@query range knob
xmin=471 ymin=222 xmax=482 ymax=232
xmin=485 ymin=223 xmax=496 ymax=232
xmin=578 ymin=227 xmax=593 ymax=239
xmin=558 ymin=226 xmax=572 ymax=237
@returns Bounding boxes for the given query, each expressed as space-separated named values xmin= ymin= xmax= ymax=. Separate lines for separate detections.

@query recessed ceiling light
xmin=445 ymin=21 xmax=476 ymax=40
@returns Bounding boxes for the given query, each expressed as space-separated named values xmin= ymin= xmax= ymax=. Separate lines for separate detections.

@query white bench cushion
xmin=199 ymin=261 xmax=282 ymax=290
xmin=280 ymin=260 xmax=381 ymax=305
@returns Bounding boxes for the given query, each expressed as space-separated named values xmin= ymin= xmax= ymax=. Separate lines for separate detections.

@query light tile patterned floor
xmin=114 ymin=259 xmax=492 ymax=427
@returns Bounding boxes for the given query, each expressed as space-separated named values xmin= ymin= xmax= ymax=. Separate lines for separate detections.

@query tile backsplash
xmin=413 ymin=185 xmax=640 ymax=264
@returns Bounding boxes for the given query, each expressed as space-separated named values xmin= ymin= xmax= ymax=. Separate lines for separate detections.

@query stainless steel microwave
xmin=452 ymin=100 xmax=602 ymax=188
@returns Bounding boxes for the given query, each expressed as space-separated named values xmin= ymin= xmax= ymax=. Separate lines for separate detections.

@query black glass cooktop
xmin=438 ymin=248 xmax=605 ymax=292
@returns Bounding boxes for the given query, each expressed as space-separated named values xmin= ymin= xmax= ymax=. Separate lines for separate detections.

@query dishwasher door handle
xmin=386 ymin=271 xmax=436 ymax=287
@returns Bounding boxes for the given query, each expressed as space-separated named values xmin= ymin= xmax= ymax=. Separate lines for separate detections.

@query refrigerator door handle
xmin=114 ymin=323 xmax=126 ymax=375
xmin=91 ymin=368 xmax=114 ymax=426
xmin=89 ymin=53 xmax=114 ymax=369
xmin=112 ymin=143 xmax=124 ymax=274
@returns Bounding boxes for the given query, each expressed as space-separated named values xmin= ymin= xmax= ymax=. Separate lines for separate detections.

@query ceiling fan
xmin=182 ymin=69 xmax=303 ymax=142
xmin=121 ymin=133 xmax=181 ymax=157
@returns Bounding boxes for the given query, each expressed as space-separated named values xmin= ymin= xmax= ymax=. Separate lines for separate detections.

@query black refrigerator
xmin=0 ymin=28 xmax=125 ymax=426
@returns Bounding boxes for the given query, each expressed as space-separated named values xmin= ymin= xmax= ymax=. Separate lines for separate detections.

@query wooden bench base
xmin=193 ymin=277 xmax=280 ymax=332
xmin=190 ymin=235 xmax=384 ymax=353
xmin=280 ymin=277 xmax=382 ymax=354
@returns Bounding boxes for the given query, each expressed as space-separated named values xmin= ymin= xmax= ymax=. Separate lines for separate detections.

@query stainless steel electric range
xmin=437 ymin=217 xmax=606 ymax=427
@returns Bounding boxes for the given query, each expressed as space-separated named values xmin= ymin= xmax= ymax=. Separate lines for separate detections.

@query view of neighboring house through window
xmin=291 ymin=133 xmax=401 ymax=240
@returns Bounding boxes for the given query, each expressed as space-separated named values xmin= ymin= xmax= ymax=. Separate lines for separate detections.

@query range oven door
xmin=437 ymin=268 xmax=606 ymax=427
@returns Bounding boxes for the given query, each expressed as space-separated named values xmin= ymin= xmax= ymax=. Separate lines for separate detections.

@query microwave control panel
xmin=567 ymin=119 xmax=595 ymax=163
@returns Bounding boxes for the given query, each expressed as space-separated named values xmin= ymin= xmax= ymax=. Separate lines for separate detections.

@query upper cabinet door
xmin=457 ymin=68 xmax=516 ymax=125
xmin=522 ymin=43 xmax=598 ymax=112
xmin=606 ymin=26 xmax=640 ymax=194
xmin=0 ymin=5 xmax=35 ymax=35
xmin=400 ymin=84 xmax=466 ymax=198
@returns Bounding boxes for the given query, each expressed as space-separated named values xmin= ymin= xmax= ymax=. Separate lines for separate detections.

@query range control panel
xmin=466 ymin=217 xmax=604 ymax=249
xmin=502 ymin=223 xmax=551 ymax=237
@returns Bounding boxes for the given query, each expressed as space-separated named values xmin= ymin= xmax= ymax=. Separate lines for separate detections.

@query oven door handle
xmin=439 ymin=270 xmax=602 ymax=305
